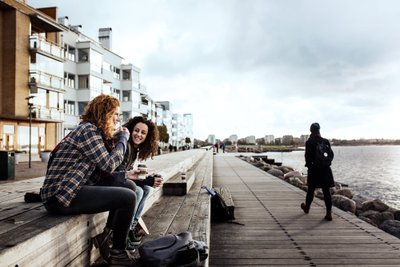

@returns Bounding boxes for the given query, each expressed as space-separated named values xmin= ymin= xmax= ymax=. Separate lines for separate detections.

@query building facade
xmin=0 ymin=0 xmax=193 ymax=160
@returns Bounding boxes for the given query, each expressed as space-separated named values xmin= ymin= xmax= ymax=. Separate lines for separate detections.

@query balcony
xmin=29 ymin=71 xmax=64 ymax=92
xmin=32 ymin=106 xmax=64 ymax=122
xmin=30 ymin=35 xmax=65 ymax=62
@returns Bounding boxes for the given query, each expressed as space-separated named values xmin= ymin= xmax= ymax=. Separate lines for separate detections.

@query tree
xmin=157 ymin=124 xmax=169 ymax=143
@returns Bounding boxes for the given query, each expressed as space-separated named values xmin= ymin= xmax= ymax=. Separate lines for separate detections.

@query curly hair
xmin=124 ymin=116 xmax=159 ymax=161
xmin=80 ymin=94 xmax=120 ymax=139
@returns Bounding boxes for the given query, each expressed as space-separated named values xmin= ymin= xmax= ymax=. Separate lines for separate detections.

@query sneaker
xmin=300 ymin=203 xmax=309 ymax=214
xmin=108 ymin=249 xmax=137 ymax=266
xmin=128 ymin=229 xmax=143 ymax=246
xmin=93 ymin=227 xmax=112 ymax=261
xmin=126 ymin=238 xmax=136 ymax=252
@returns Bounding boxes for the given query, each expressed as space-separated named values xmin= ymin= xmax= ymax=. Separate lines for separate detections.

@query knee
xmin=143 ymin=185 xmax=152 ymax=197
xmin=136 ymin=186 xmax=144 ymax=200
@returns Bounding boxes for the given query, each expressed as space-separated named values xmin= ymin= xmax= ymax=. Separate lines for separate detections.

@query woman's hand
xmin=126 ymin=169 xmax=140 ymax=180
xmin=153 ymin=175 xmax=164 ymax=188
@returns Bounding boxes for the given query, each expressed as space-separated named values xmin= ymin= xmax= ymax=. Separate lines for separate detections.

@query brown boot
xmin=300 ymin=203 xmax=309 ymax=214
xmin=108 ymin=249 xmax=137 ymax=266
xmin=324 ymin=211 xmax=332 ymax=221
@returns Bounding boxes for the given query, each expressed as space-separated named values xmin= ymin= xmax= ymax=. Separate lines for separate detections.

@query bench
xmin=162 ymin=169 xmax=196 ymax=196
xmin=0 ymin=149 xmax=209 ymax=266
xmin=135 ymin=150 xmax=213 ymax=266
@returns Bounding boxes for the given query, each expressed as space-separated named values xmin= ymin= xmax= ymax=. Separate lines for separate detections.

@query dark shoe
xmin=93 ymin=227 xmax=112 ymax=261
xmin=126 ymin=238 xmax=136 ymax=252
xmin=108 ymin=249 xmax=137 ymax=266
xmin=300 ymin=203 xmax=309 ymax=214
xmin=128 ymin=229 xmax=143 ymax=246
xmin=325 ymin=211 xmax=333 ymax=221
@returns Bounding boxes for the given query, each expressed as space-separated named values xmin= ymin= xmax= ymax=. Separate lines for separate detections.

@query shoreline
xmin=238 ymin=154 xmax=400 ymax=240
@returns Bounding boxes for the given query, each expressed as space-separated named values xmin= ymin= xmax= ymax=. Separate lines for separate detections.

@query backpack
xmin=138 ymin=231 xmax=208 ymax=267
xmin=202 ymin=186 xmax=235 ymax=222
xmin=314 ymin=139 xmax=333 ymax=167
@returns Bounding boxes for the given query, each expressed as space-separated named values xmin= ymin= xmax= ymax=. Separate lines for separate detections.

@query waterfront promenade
xmin=210 ymin=153 xmax=400 ymax=266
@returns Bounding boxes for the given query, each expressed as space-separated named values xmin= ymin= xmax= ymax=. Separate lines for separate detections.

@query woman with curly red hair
xmin=40 ymin=94 xmax=137 ymax=266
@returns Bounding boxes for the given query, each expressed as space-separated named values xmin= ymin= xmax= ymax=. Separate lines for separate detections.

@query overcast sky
xmin=30 ymin=0 xmax=400 ymax=140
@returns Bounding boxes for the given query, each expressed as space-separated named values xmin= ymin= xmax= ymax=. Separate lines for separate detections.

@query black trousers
xmin=305 ymin=185 xmax=332 ymax=212
xmin=44 ymin=180 xmax=137 ymax=250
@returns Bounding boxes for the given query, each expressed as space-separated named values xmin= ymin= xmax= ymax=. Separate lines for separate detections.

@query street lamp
xmin=25 ymin=96 xmax=35 ymax=168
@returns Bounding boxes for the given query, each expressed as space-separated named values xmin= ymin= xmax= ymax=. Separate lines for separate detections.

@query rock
xmin=361 ymin=199 xmax=390 ymax=212
xmin=332 ymin=195 xmax=356 ymax=214
xmin=278 ymin=165 xmax=293 ymax=174
xmin=393 ymin=210 xmax=400 ymax=221
xmin=380 ymin=220 xmax=400 ymax=238
xmin=352 ymin=194 xmax=374 ymax=210
xmin=288 ymin=177 xmax=304 ymax=187
xmin=358 ymin=216 xmax=378 ymax=227
xmin=253 ymin=161 xmax=265 ymax=168
xmin=334 ymin=188 xmax=354 ymax=199
xmin=261 ymin=165 xmax=272 ymax=172
xmin=284 ymin=170 xmax=302 ymax=180
xmin=359 ymin=210 xmax=394 ymax=226
xmin=267 ymin=168 xmax=284 ymax=178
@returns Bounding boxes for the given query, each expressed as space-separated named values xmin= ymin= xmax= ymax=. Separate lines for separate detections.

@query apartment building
xmin=0 ymin=0 xmax=67 ymax=155
xmin=0 ymin=0 xmax=194 ymax=159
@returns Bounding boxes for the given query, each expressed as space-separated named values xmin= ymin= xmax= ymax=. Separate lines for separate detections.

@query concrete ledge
xmin=0 ymin=149 xmax=209 ymax=266
xmin=163 ymin=170 xmax=195 ymax=196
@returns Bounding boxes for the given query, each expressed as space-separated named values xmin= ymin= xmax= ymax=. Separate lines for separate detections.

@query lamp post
xmin=25 ymin=96 xmax=35 ymax=168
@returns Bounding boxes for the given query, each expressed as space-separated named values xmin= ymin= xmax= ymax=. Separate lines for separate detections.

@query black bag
xmin=202 ymin=186 xmax=235 ymax=222
xmin=314 ymin=139 xmax=333 ymax=167
xmin=138 ymin=231 xmax=207 ymax=267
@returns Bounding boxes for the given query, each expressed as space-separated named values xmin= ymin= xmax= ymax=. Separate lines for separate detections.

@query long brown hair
xmin=80 ymin=94 xmax=119 ymax=139
xmin=124 ymin=116 xmax=159 ymax=161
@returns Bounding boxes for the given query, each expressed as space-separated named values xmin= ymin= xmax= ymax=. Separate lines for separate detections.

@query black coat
xmin=305 ymin=134 xmax=335 ymax=188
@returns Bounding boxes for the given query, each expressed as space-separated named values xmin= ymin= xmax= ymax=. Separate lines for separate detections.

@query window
xmin=78 ymin=48 xmax=89 ymax=62
xmin=65 ymin=44 xmax=76 ymax=62
xmin=122 ymin=91 xmax=131 ymax=102
xmin=78 ymin=101 xmax=88 ymax=115
xmin=90 ymin=50 xmax=103 ymax=73
xmin=78 ymin=75 xmax=89 ymax=89
xmin=113 ymin=89 xmax=121 ymax=100
xmin=64 ymin=72 xmax=75 ymax=88
xmin=33 ymin=89 xmax=47 ymax=107
xmin=113 ymin=67 xmax=120 ymax=79
xmin=49 ymin=91 xmax=58 ymax=108
xmin=122 ymin=70 xmax=131 ymax=80
xmin=64 ymin=100 xmax=75 ymax=115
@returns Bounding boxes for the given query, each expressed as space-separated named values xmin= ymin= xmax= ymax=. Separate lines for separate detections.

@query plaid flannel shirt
xmin=40 ymin=121 xmax=128 ymax=207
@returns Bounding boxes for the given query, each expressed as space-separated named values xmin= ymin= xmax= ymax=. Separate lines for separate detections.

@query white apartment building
xmin=60 ymin=20 xmax=145 ymax=135
xmin=264 ymin=135 xmax=275 ymax=144
xmin=207 ymin=135 xmax=216 ymax=145
xmin=229 ymin=134 xmax=238 ymax=143
xmin=245 ymin=135 xmax=256 ymax=144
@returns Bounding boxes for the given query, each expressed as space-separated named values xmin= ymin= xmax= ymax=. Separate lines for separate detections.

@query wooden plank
xmin=162 ymin=170 xmax=196 ymax=196
xmin=210 ymin=155 xmax=400 ymax=266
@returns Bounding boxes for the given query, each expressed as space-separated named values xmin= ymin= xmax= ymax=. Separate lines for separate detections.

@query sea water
xmin=265 ymin=145 xmax=400 ymax=210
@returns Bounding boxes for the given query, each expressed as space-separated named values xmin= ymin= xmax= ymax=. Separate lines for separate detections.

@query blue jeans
xmin=131 ymin=185 xmax=152 ymax=229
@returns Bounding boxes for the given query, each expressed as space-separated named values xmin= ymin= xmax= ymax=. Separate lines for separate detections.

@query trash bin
xmin=0 ymin=151 xmax=15 ymax=180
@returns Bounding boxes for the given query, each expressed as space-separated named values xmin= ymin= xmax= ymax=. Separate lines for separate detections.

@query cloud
xmin=29 ymin=0 xmax=400 ymax=140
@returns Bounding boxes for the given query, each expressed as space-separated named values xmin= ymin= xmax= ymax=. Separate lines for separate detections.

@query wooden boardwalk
xmin=210 ymin=154 xmax=400 ymax=267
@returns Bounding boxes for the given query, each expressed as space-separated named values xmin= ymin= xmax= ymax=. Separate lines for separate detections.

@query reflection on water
xmin=265 ymin=145 xmax=400 ymax=210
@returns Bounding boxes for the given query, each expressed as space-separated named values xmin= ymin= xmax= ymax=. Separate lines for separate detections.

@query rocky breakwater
xmin=239 ymin=155 xmax=400 ymax=239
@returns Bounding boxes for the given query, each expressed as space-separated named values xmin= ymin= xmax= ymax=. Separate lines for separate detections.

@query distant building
xmin=245 ymin=135 xmax=256 ymax=144
xmin=229 ymin=134 xmax=238 ymax=143
xmin=207 ymin=135 xmax=216 ymax=145
xmin=264 ymin=135 xmax=275 ymax=144
xmin=282 ymin=135 xmax=294 ymax=145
